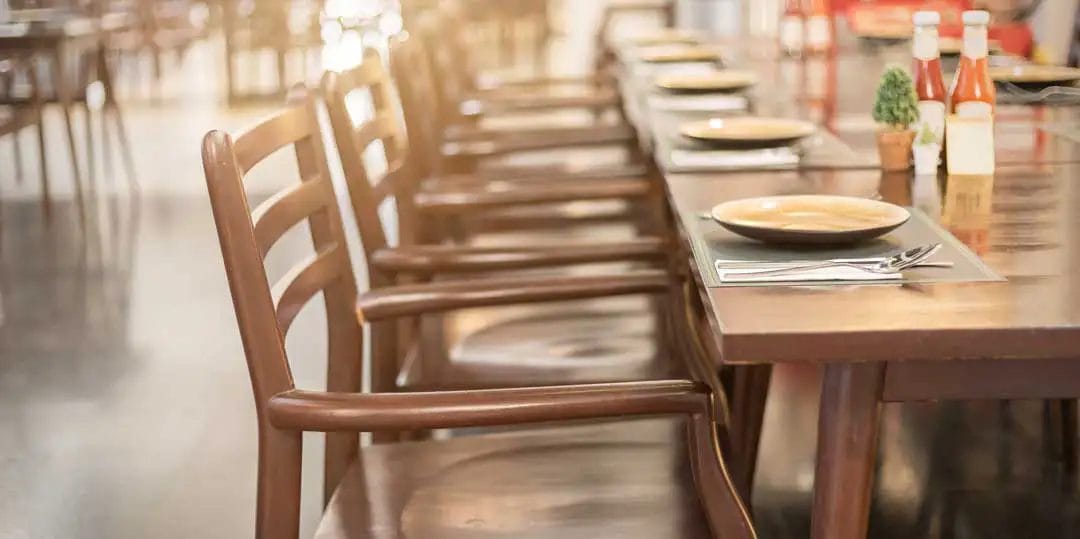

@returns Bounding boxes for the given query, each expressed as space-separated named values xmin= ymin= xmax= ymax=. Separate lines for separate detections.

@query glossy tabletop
xmin=619 ymin=35 xmax=1080 ymax=366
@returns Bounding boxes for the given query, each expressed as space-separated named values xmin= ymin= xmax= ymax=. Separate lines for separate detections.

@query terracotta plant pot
xmin=876 ymin=129 xmax=915 ymax=171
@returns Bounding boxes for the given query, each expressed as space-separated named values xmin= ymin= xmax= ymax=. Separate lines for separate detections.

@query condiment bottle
xmin=805 ymin=0 xmax=833 ymax=55
xmin=949 ymin=10 xmax=996 ymax=117
xmin=779 ymin=0 xmax=804 ymax=57
xmin=912 ymin=10 xmax=946 ymax=142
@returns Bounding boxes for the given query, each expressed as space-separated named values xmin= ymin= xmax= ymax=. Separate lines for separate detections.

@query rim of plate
xmin=709 ymin=195 xmax=911 ymax=234
xmin=989 ymin=65 xmax=1080 ymax=82
xmin=655 ymin=71 xmax=759 ymax=90
xmin=680 ymin=117 xmax=816 ymax=142
xmin=639 ymin=46 xmax=722 ymax=62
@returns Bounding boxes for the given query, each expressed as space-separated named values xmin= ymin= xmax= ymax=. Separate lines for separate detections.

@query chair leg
xmin=37 ymin=121 xmax=51 ymax=215
xmin=12 ymin=130 xmax=23 ymax=184
xmin=255 ymin=424 xmax=303 ymax=539
xmin=50 ymin=50 xmax=86 ymax=223
xmin=688 ymin=412 xmax=756 ymax=539
xmin=370 ymin=320 xmax=401 ymax=444
xmin=83 ymin=101 xmax=97 ymax=195
xmin=98 ymin=48 xmax=138 ymax=191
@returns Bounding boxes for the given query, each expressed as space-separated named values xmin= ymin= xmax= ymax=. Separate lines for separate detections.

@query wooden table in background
xmin=618 ymin=33 xmax=1080 ymax=539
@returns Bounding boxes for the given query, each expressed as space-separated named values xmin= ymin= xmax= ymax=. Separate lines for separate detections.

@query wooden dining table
xmin=616 ymin=30 xmax=1080 ymax=539
xmin=0 ymin=12 xmax=136 ymax=207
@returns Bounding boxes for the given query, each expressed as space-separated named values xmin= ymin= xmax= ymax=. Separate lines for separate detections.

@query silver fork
xmin=998 ymin=82 xmax=1080 ymax=104
xmin=731 ymin=243 xmax=942 ymax=277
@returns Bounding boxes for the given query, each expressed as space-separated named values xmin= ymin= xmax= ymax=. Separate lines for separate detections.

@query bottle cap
xmin=912 ymin=11 xmax=940 ymax=26
xmin=962 ymin=10 xmax=990 ymax=25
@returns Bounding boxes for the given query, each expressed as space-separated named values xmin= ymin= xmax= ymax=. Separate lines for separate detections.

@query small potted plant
xmin=912 ymin=122 xmax=941 ymax=175
xmin=872 ymin=66 xmax=919 ymax=171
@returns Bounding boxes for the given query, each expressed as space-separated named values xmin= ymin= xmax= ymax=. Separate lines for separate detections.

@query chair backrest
xmin=413 ymin=3 xmax=479 ymax=126
xmin=386 ymin=29 xmax=447 ymax=179
xmin=321 ymin=49 xmax=421 ymax=283
xmin=201 ymin=90 xmax=364 ymax=530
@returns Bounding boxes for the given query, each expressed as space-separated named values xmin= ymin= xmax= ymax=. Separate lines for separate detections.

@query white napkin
xmin=648 ymin=93 xmax=748 ymax=112
xmin=670 ymin=147 xmax=800 ymax=170
xmin=715 ymin=263 xmax=902 ymax=283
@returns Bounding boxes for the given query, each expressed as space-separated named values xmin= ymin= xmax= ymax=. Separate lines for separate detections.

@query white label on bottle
xmin=780 ymin=16 xmax=803 ymax=52
xmin=917 ymin=100 xmax=946 ymax=141
xmin=962 ymin=27 xmax=988 ymax=59
xmin=806 ymin=16 xmax=830 ymax=49
xmin=955 ymin=101 xmax=992 ymax=118
xmin=912 ymin=29 xmax=939 ymax=60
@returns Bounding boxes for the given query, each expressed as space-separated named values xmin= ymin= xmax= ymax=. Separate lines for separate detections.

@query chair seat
xmin=315 ymin=418 xmax=713 ymax=539
xmin=403 ymin=296 xmax=677 ymax=390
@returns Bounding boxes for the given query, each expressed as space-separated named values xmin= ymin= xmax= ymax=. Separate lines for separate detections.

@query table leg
xmin=96 ymin=45 xmax=137 ymax=190
xmin=49 ymin=47 xmax=86 ymax=219
xmin=811 ymin=362 xmax=885 ymax=539
xmin=730 ymin=364 xmax=772 ymax=503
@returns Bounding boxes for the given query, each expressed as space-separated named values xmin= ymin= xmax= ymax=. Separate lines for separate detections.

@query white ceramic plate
xmin=989 ymin=65 xmax=1080 ymax=85
xmin=710 ymin=195 xmax=911 ymax=244
xmin=639 ymin=45 xmax=722 ymax=63
xmin=655 ymin=70 xmax=758 ymax=93
xmin=680 ymin=117 xmax=816 ymax=148
xmin=632 ymin=29 xmax=700 ymax=46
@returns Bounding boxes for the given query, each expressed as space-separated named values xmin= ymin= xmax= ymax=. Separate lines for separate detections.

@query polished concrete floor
xmin=3 ymin=20 xmax=1080 ymax=539
xmin=4 ymin=194 xmax=1080 ymax=539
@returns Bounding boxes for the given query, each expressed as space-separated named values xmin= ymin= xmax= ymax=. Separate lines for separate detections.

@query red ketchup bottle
xmin=949 ymin=10 xmax=996 ymax=117
xmin=779 ymin=0 xmax=804 ymax=57
xmin=912 ymin=11 xmax=946 ymax=143
xmin=805 ymin=0 xmax=833 ymax=55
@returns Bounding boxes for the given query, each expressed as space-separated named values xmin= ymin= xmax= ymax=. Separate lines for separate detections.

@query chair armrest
xmin=459 ymin=90 xmax=618 ymax=116
xmin=267 ymin=380 xmax=709 ymax=432
xmin=442 ymin=124 xmax=634 ymax=158
xmin=356 ymin=270 xmax=669 ymax=321
xmin=415 ymin=177 xmax=650 ymax=212
xmin=475 ymin=74 xmax=608 ymax=91
xmin=460 ymin=162 xmax=650 ymax=182
xmin=444 ymin=123 xmax=632 ymax=144
xmin=425 ymin=165 xmax=647 ymax=189
xmin=370 ymin=238 xmax=667 ymax=274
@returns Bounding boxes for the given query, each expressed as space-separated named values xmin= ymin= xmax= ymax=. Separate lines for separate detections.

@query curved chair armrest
xmin=462 ymin=162 xmax=650 ymax=182
xmin=460 ymin=90 xmax=618 ymax=117
xmin=444 ymin=122 xmax=632 ymax=144
xmin=356 ymin=270 xmax=669 ymax=321
xmin=267 ymin=380 xmax=710 ymax=432
xmin=415 ymin=177 xmax=650 ymax=212
xmin=475 ymin=74 xmax=608 ymax=91
xmin=370 ymin=238 xmax=667 ymax=274
xmin=442 ymin=125 xmax=634 ymax=158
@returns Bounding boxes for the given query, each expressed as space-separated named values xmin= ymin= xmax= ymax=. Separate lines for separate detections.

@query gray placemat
xmin=686 ymin=208 xmax=1003 ymax=287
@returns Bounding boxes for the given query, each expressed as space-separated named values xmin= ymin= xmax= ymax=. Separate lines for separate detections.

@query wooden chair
xmin=106 ymin=0 xmax=205 ymax=91
xmin=202 ymin=92 xmax=754 ymax=539
xmin=418 ymin=3 xmax=635 ymax=145
xmin=322 ymin=52 xmax=679 ymax=392
xmin=398 ymin=18 xmax=648 ymax=184
xmin=0 ymin=54 xmax=50 ymax=211
xmin=220 ymin=0 xmax=322 ymax=104
xmin=593 ymin=1 xmax=676 ymax=79
xmin=377 ymin=36 xmax=658 ymax=234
